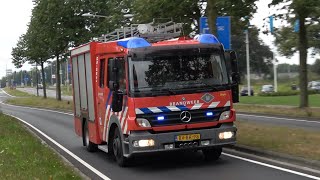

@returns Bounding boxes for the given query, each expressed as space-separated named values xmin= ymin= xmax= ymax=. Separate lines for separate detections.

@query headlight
xmin=136 ymin=118 xmax=151 ymax=127
xmin=219 ymin=111 xmax=231 ymax=120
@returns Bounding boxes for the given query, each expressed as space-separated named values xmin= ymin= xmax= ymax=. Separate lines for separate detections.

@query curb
xmin=226 ymin=144 xmax=320 ymax=172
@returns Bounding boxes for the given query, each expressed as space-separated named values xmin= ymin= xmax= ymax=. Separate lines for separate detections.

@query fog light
xmin=219 ymin=131 xmax=234 ymax=139
xmin=133 ymin=139 xmax=155 ymax=147
xmin=164 ymin=144 xmax=174 ymax=149
xmin=200 ymin=140 xmax=210 ymax=146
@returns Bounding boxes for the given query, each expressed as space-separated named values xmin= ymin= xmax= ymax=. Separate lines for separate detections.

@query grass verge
xmin=0 ymin=113 xmax=81 ymax=179
xmin=235 ymin=104 xmax=320 ymax=119
xmin=6 ymin=97 xmax=73 ymax=112
xmin=239 ymin=94 xmax=320 ymax=107
xmin=236 ymin=120 xmax=320 ymax=161
xmin=3 ymin=87 xmax=33 ymax=97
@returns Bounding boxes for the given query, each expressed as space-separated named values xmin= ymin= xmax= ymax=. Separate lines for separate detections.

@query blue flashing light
xmin=206 ymin=112 xmax=214 ymax=117
xmin=157 ymin=116 xmax=165 ymax=121
xmin=195 ymin=34 xmax=220 ymax=44
xmin=117 ymin=37 xmax=151 ymax=49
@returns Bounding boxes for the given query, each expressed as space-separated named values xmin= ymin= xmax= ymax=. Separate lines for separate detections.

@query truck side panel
xmin=85 ymin=53 xmax=95 ymax=121
xmin=78 ymin=55 xmax=88 ymax=110
xmin=72 ymin=57 xmax=81 ymax=117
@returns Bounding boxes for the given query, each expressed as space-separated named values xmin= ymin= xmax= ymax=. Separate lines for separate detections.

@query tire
xmin=110 ymin=127 xmax=129 ymax=167
xmin=202 ymin=147 xmax=222 ymax=161
xmin=83 ymin=121 xmax=98 ymax=152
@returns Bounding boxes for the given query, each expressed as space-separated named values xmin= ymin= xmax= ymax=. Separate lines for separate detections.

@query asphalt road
xmin=0 ymin=89 xmax=319 ymax=180
xmin=17 ymin=87 xmax=73 ymax=101
xmin=237 ymin=113 xmax=320 ymax=131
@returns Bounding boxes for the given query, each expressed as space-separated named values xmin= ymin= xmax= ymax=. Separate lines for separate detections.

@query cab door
xmin=96 ymin=56 xmax=107 ymax=140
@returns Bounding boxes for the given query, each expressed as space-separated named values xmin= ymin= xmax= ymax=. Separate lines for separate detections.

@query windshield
xmin=128 ymin=50 xmax=229 ymax=94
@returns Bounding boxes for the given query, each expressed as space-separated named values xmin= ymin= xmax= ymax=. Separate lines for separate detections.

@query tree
xmin=132 ymin=0 xmax=272 ymax=77
xmin=270 ymin=0 xmax=320 ymax=107
xmin=11 ymin=35 xmax=27 ymax=69
xmin=206 ymin=0 xmax=258 ymax=35
xmin=232 ymin=26 xmax=273 ymax=79
xmin=311 ymin=59 xmax=320 ymax=75
xmin=132 ymin=0 xmax=200 ymax=34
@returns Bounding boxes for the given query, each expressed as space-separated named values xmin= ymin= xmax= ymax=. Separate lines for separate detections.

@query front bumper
xmin=124 ymin=123 xmax=236 ymax=157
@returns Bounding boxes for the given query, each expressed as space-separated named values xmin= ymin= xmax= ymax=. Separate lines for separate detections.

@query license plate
xmin=175 ymin=134 xmax=201 ymax=141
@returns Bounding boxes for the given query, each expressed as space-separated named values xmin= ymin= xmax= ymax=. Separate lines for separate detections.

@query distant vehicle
xmin=308 ymin=81 xmax=320 ymax=91
xmin=261 ymin=85 xmax=274 ymax=93
xmin=37 ymin=84 xmax=43 ymax=89
xmin=240 ymin=86 xmax=254 ymax=96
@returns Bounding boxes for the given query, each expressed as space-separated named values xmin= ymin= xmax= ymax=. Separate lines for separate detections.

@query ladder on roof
xmin=97 ymin=21 xmax=183 ymax=43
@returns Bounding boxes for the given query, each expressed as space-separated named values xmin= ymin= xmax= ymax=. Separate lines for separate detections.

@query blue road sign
xmin=199 ymin=17 xmax=210 ymax=34
xmin=269 ymin=16 xmax=274 ymax=34
xmin=294 ymin=19 xmax=299 ymax=32
xmin=216 ymin=16 xmax=231 ymax=50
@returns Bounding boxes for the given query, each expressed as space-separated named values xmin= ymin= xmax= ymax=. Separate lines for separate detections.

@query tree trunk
xmin=40 ymin=61 xmax=47 ymax=98
xmin=56 ymin=55 xmax=62 ymax=101
xmin=206 ymin=0 xmax=218 ymax=35
xmin=298 ymin=17 xmax=308 ymax=108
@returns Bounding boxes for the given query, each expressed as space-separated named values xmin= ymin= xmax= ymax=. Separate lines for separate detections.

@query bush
xmin=259 ymin=90 xmax=319 ymax=96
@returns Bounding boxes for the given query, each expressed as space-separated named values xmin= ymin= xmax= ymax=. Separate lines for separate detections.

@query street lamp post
xmin=245 ymin=29 xmax=251 ymax=96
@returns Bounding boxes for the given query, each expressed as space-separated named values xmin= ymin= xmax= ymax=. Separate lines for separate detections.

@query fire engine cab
xmin=70 ymin=21 xmax=239 ymax=166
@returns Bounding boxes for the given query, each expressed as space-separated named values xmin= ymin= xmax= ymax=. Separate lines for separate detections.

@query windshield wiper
xmin=150 ymin=88 xmax=176 ymax=95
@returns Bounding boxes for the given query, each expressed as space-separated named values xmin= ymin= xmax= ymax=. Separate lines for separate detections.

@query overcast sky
xmin=0 ymin=0 xmax=318 ymax=78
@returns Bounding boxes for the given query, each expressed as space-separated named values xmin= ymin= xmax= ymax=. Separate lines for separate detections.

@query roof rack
xmin=97 ymin=21 xmax=183 ymax=43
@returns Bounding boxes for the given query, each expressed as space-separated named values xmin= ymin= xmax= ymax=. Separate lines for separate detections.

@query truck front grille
xmin=136 ymin=107 xmax=230 ymax=127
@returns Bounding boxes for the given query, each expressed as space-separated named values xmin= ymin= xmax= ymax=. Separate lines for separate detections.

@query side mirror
xmin=108 ymin=59 xmax=119 ymax=91
xmin=229 ymin=51 xmax=240 ymax=84
xmin=225 ymin=51 xmax=239 ymax=103
xmin=112 ymin=90 xmax=123 ymax=112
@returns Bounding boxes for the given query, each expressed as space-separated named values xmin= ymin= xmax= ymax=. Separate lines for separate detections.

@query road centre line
xmin=0 ymin=89 xmax=15 ymax=97
xmin=1 ymin=101 xmax=319 ymax=179
xmin=223 ymin=153 xmax=320 ymax=180
xmin=237 ymin=113 xmax=320 ymax=124
xmin=4 ymin=113 xmax=111 ymax=180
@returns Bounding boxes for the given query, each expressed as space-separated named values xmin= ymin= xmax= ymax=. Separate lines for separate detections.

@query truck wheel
xmin=111 ymin=127 xmax=129 ymax=167
xmin=202 ymin=147 xmax=222 ymax=161
xmin=83 ymin=121 xmax=97 ymax=152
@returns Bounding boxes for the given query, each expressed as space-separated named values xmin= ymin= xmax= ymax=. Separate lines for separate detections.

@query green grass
xmin=3 ymin=87 xmax=33 ymax=97
xmin=239 ymin=94 xmax=320 ymax=107
xmin=236 ymin=120 xmax=320 ymax=161
xmin=0 ymin=113 xmax=81 ymax=180
xmin=6 ymin=97 xmax=73 ymax=112
xmin=61 ymin=85 xmax=73 ymax=96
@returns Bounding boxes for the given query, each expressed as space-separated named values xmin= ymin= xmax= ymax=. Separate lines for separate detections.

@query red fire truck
xmin=70 ymin=21 xmax=239 ymax=166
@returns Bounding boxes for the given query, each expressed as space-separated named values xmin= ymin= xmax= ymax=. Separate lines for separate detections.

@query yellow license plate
xmin=175 ymin=134 xmax=201 ymax=141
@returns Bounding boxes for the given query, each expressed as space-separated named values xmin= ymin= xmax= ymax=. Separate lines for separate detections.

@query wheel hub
xmin=113 ymin=136 xmax=120 ymax=157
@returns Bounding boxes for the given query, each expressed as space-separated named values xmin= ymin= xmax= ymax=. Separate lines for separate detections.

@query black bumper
xmin=124 ymin=123 xmax=236 ymax=157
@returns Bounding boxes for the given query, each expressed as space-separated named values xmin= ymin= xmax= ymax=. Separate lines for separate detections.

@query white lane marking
xmin=0 ymin=101 xmax=73 ymax=116
xmin=0 ymin=89 xmax=15 ymax=97
xmin=4 ymin=113 xmax=111 ymax=180
xmin=237 ymin=113 xmax=320 ymax=124
xmin=223 ymin=153 xmax=320 ymax=180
